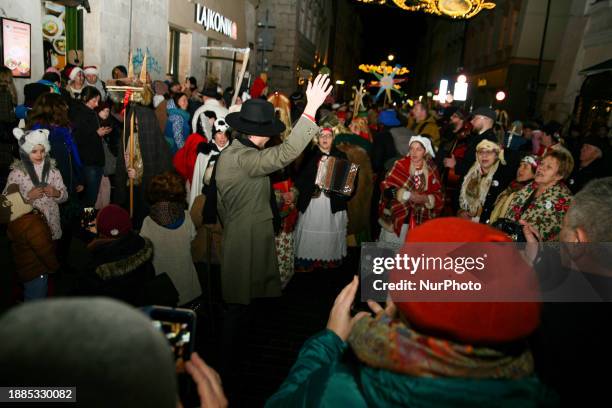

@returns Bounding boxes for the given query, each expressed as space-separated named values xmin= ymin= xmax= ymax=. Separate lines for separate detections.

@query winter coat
xmin=164 ymin=99 xmax=191 ymax=154
xmin=266 ymin=330 xmax=555 ymax=408
xmin=69 ymin=102 xmax=105 ymax=167
xmin=410 ymin=115 xmax=440 ymax=149
xmin=4 ymin=160 xmax=68 ymax=240
xmin=215 ymin=116 xmax=319 ymax=305
xmin=76 ymin=232 xmax=157 ymax=306
xmin=7 ymin=212 xmax=59 ymax=282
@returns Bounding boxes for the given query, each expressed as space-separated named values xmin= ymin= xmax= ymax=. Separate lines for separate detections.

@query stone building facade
xmin=541 ymin=0 xmax=612 ymax=130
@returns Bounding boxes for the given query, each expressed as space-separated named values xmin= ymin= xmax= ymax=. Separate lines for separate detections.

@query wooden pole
xmin=232 ymin=48 xmax=250 ymax=106
xmin=129 ymin=110 xmax=135 ymax=218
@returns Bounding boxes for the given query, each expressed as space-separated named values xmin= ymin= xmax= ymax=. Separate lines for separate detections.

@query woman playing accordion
xmin=378 ymin=136 xmax=444 ymax=244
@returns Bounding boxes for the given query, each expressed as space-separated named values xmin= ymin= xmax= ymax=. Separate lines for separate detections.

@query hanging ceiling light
xmin=357 ymin=0 xmax=496 ymax=19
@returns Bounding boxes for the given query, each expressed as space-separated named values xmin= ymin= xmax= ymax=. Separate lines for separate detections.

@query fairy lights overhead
xmin=357 ymin=0 xmax=496 ymax=19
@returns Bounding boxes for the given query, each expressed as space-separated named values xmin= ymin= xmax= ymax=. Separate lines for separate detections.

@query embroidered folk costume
xmin=378 ymin=136 xmax=443 ymax=243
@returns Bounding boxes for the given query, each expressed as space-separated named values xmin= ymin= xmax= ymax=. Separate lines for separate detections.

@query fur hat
xmin=0 ymin=297 xmax=177 ymax=407
xmin=213 ymin=118 xmax=229 ymax=135
xmin=395 ymin=218 xmax=541 ymax=345
xmin=14 ymin=128 xmax=51 ymax=154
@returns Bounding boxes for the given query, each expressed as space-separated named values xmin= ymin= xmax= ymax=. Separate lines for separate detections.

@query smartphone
xmin=143 ymin=306 xmax=197 ymax=373
xmin=81 ymin=207 xmax=97 ymax=232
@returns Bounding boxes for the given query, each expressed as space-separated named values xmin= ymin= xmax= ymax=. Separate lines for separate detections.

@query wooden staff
xmin=232 ymin=48 xmax=250 ymax=106
xmin=129 ymin=110 xmax=135 ymax=218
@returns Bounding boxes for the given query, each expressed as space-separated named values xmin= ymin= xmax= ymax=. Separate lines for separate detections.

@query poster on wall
xmin=1 ymin=18 xmax=31 ymax=78
xmin=42 ymin=1 xmax=67 ymax=70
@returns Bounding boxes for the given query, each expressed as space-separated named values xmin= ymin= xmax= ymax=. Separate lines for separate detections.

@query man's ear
xmin=575 ymin=227 xmax=589 ymax=243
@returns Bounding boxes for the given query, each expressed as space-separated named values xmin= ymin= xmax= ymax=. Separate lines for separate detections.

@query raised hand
xmin=303 ymin=74 xmax=333 ymax=118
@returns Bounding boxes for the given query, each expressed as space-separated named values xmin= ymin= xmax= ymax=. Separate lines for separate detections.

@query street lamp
xmin=496 ymin=91 xmax=506 ymax=102
xmin=388 ymin=54 xmax=395 ymax=61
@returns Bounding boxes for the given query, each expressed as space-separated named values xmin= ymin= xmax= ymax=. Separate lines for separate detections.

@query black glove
xmin=197 ymin=142 xmax=212 ymax=155
xmin=383 ymin=188 xmax=396 ymax=200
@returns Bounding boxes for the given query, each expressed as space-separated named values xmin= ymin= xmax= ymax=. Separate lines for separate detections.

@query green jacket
xmin=266 ymin=330 xmax=557 ymax=407
xmin=215 ymin=116 xmax=319 ymax=305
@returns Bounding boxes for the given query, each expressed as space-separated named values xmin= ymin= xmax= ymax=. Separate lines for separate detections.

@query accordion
xmin=315 ymin=155 xmax=359 ymax=196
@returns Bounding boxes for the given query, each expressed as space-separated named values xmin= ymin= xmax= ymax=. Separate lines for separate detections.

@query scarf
xmin=459 ymin=160 xmax=500 ymax=218
xmin=149 ymin=201 xmax=185 ymax=229
xmin=349 ymin=314 xmax=534 ymax=380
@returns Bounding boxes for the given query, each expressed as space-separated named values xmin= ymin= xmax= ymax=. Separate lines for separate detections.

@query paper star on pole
xmin=371 ymin=62 xmax=404 ymax=104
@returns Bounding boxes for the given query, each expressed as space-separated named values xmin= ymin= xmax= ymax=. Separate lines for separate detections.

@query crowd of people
xmin=1 ymin=61 xmax=612 ymax=407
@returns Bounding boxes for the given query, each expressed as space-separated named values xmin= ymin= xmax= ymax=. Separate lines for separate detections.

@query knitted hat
xmin=83 ymin=65 xmax=99 ymax=76
xmin=0 ymin=298 xmax=177 ymax=408
xmin=396 ymin=217 xmax=541 ymax=345
xmin=66 ymin=66 xmax=83 ymax=81
xmin=96 ymin=204 xmax=132 ymax=238
xmin=13 ymin=128 xmax=51 ymax=154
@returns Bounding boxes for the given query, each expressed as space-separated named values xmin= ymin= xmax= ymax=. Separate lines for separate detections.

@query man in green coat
xmin=217 ymin=74 xmax=332 ymax=305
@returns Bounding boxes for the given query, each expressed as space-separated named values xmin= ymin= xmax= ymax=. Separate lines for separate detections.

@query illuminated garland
xmin=359 ymin=63 xmax=410 ymax=75
xmin=357 ymin=0 xmax=496 ymax=19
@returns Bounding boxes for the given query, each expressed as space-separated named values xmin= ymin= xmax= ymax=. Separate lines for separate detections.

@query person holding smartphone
xmin=69 ymin=86 xmax=110 ymax=207
xmin=0 ymin=298 xmax=227 ymax=408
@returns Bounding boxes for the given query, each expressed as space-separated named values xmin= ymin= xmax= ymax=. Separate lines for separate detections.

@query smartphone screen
xmin=143 ymin=306 xmax=196 ymax=373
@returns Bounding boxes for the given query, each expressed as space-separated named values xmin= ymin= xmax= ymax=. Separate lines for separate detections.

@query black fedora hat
xmin=225 ymin=99 xmax=286 ymax=137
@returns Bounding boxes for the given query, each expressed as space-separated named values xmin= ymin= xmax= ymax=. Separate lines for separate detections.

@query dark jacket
xmin=7 ymin=212 xmax=60 ymax=282
xmin=455 ymin=128 xmax=498 ymax=177
xmin=479 ymin=163 xmax=516 ymax=225
xmin=70 ymin=102 xmax=105 ymax=167
xmin=295 ymin=145 xmax=351 ymax=214
xmin=75 ymin=232 xmax=159 ymax=306
xmin=567 ymin=158 xmax=610 ymax=194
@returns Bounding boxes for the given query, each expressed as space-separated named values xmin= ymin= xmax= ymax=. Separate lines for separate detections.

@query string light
xmin=357 ymin=0 xmax=496 ymax=19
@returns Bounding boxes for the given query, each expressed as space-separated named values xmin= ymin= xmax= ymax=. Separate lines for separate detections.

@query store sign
xmin=195 ymin=4 xmax=237 ymax=40
xmin=2 ymin=18 xmax=31 ymax=78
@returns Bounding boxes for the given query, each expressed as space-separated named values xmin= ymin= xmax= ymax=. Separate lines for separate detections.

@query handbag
xmin=491 ymin=218 xmax=526 ymax=242
xmin=491 ymin=190 xmax=537 ymax=242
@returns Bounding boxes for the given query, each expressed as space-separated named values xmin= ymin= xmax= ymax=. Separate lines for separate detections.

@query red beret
xmin=397 ymin=217 xmax=541 ymax=345
xmin=96 ymin=205 xmax=132 ymax=238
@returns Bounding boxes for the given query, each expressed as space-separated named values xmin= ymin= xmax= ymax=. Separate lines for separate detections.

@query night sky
xmin=354 ymin=3 xmax=428 ymax=70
